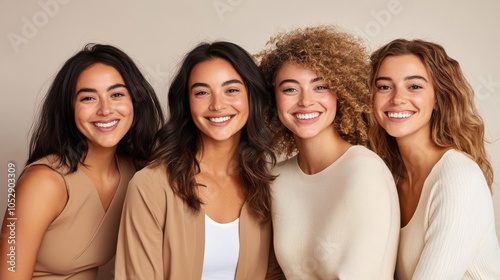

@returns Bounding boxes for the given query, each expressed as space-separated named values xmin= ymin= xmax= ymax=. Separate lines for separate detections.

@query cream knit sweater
xmin=397 ymin=149 xmax=500 ymax=279
xmin=271 ymin=145 xmax=400 ymax=279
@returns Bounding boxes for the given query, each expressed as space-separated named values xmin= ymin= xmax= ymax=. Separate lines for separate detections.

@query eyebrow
xmin=375 ymin=75 xmax=428 ymax=83
xmin=190 ymin=79 xmax=243 ymax=90
xmin=277 ymin=77 xmax=323 ymax=87
xmin=405 ymin=75 xmax=428 ymax=82
xmin=76 ymin=83 xmax=127 ymax=95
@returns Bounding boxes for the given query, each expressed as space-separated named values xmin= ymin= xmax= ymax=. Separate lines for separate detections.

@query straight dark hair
xmin=28 ymin=43 xmax=164 ymax=171
xmin=150 ymin=41 xmax=276 ymax=222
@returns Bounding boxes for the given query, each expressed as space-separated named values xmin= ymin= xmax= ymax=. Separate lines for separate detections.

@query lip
xmin=385 ymin=110 xmax=415 ymax=121
xmin=293 ymin=111 xmax=321 ymax=121
xmin=93 ymin=119 xmax=119 ymax=129
xmin=206 ymin=115 xmax=234 ymax=124
xmin=385 ymin=110 xmax=414 ymax=118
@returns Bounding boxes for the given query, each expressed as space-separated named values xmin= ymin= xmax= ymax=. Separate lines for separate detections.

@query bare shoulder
xmin=18 ymin=165 xmax=66 ymax=192
xmin=16 ymin=164 xmax=68 ymax=216
xmin=0 ymin=165 xmax=68 ymax=278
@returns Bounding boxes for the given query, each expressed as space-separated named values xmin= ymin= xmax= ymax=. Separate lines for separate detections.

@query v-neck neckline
xmin=79 ymin=155 xmax=123 ymax=214
xmin=400 ymin=149 xmax=454 ymax=230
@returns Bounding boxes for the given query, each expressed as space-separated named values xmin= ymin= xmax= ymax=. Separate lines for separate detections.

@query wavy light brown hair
xmin=256 ymin=25 xmax=372 ymax=158
xmin=369 ymin=39 xmax=494 ymax=189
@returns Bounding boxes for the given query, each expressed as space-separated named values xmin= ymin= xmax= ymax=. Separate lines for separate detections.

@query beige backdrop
xmin=1 ymin=0 xmax=499 ymax=278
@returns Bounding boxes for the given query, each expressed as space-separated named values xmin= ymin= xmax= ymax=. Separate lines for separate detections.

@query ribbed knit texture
xmin=397 ymin=149 xmax=500 ymax=279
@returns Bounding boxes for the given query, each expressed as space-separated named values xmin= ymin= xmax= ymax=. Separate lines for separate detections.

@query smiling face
xmin=74 ymin=63 xmax=134 ymax=151
xmin=188 ymin=58 xmax=249 ymax=144
xmin=274 ymin=62 xmax=337 ymax=141
xmin=373 ymin=54 xmax=436 ymax=141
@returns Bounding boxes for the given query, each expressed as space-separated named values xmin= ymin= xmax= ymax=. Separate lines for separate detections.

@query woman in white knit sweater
xmin=369 ymin=38 xmax=500 ymax=279
xmin=257 ymin=25 xmax=400 ymax=279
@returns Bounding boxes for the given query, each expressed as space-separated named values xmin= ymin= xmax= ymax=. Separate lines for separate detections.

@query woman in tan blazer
xmin=115 ymin=41 xmax=283 ymax=280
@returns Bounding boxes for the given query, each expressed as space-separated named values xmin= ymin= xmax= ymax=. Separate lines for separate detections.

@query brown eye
xmin=194 ymin=91 xmax=209 ymax=96
xmin=111 ymin=93 xmax=125 ymax=98
xmin=80 ymin=96 xmax=94 ymax=101
xmin=227 ymin=88 xmax=240 ymax=94
xmin=282 ymin=88 xmax=297 ymax=93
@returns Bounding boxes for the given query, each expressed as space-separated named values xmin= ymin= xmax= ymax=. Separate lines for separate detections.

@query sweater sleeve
xmin=337 ymin=152 xmax=400 ymax=279
xmin=114 ymin=168 xmax=166 ymax=280
xmin=411 ymin=155 xmax=493 ymax=279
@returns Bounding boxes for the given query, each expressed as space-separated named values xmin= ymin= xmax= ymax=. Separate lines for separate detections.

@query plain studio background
xmin=1 ymin=0 xmax=499 ymax=278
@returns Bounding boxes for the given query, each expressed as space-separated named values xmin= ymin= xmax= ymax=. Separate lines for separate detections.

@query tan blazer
xmin=115 ymin=165 xmax=283 ymax=280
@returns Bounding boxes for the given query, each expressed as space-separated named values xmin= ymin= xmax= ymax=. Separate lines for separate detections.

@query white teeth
xmin=209 ymin=116 xmax=231 ymax=123
xmin=95 ymin=120 xmax=118 ymax=128
xmin=295 ymin=112 xmax=320 ymax=120
xmin=388 ymin=112 xmax=413 ymax=118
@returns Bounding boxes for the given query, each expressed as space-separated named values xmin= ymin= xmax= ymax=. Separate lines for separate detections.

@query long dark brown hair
xmin=28 ymin=43 xmax=164 ymax=171
xmin=150 ymin=41 xmax=276 ymax=222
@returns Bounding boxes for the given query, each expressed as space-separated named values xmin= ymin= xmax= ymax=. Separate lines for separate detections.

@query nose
xmin=390 ymin=87 xmax=406 ymax=105
xmin=209 ymin=93 xmax=226 ymax=111
xmin=97 ymin=99 xmax=114 ymax=115
xmin=298 ymin=90 xmax=314 ymax=107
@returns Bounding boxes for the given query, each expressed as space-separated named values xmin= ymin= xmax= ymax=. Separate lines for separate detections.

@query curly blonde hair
xmin=369 ymin=39 xmax=494 ymax=189
xmin=256 ymin=25 xmax=372 ymax=158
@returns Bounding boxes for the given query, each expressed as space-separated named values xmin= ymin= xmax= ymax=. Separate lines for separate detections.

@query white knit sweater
xmin=397 ymin=149 xmax=500 ymax=279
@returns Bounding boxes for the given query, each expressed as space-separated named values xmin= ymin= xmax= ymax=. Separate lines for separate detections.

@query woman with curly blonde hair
xmin=257 ymin=25 xmax=400 ymax=279
xmin=369 ymin=38 xmax=500 ymax=279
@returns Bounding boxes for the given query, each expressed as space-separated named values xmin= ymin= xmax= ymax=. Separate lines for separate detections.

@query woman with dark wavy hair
xmin=0 ymin=43 xmax=164 ymax=279
xmin=369 ymin=38 xmax=500 ymax=279
xmin=115 ymin=41 xmax=283 ymax=279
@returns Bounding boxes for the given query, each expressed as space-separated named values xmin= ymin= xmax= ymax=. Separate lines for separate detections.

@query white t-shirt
xmin=201 ymin=214 xmax=240 ymax=280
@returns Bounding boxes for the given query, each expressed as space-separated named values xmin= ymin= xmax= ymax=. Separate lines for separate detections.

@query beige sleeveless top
xmin=27 ymin=155 xmax=135 ymax=279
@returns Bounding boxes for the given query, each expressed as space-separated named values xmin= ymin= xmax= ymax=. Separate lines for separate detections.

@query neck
xmin=197 ymin=137 xmax=240 ymax=176
xmin=294 ymin=126 xmax=351 ymax=174
xmin=396 ymin=135 xmax=448 ymax=187
xmin=82 ymin=145 xmax=118 ymax=175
